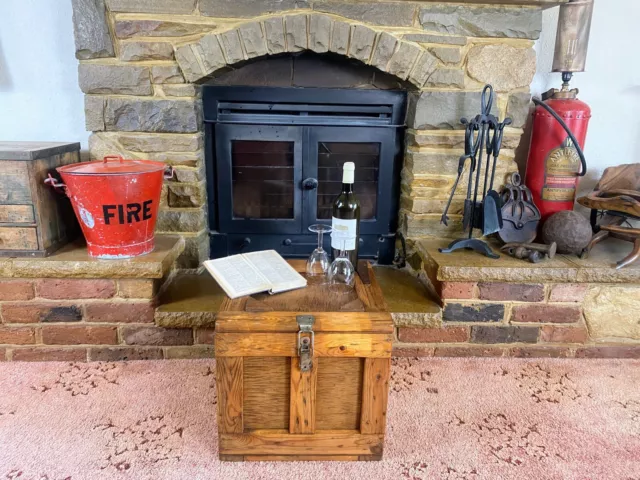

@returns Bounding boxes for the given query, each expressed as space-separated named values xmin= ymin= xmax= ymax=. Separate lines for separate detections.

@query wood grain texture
xmin=215 ymin=333 xmax=393 ymax=358
xmin=355 ymin=263 xmax=389 ymax=313
xmin=289 ymin=357 xmax=317 ymax=434
xmin=0 ymin=161 xmax=31 ymax=204
xmin=219 ymin=430 xmax=383 ymax=456
xmin=316 ymin=357 xmax=364 ymax=430
xmin=243 ymin=357 xmax=290 ymax=430
xmin=245 ymin=285 xmax=365 ymax=312
xmin=219 ymin=455 xmax=244 ymax=462
xmin=360 ymin=358 xmax=391 ymax=435
xmin=0 ymin=227 xmax=38 ymax=250
xmin=216 ymin=312 xmax=393 ymax=333
xmin=0 ymin=205 xmax=35 ymax=224
xmin=242 ymin=455 xmax=361 ymax=461
xmin=216 ymin=357 xmax=243 ymax=434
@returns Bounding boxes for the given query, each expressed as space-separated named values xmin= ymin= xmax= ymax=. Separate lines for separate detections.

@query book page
xmin=203 ymin=254 xmax=271 ymax=299
xmin=243 ymin=250 xmax=307 ymax=294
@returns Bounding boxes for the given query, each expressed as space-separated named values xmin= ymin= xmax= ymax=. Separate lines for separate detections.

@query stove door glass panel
xmin=231 ymin=140 xmax=295 ymax=219
xmin=316 ymin=142 xmax=380 ymax=220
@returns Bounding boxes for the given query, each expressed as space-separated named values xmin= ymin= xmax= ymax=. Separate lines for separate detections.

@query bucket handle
xmin=164 ymin=166 xmax=175 ymax=180
xmin=44 ymin=173 xmax=67 ymax=193
xmin=103 ymin=155 xmax=124 ymax=164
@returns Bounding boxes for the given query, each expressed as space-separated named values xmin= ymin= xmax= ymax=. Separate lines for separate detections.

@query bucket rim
xmin=57 ymin=157 xmax=167 ymax=175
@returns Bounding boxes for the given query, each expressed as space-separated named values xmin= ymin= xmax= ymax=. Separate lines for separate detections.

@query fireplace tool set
xmin=440 ymin=85 xmax=512 ymax=258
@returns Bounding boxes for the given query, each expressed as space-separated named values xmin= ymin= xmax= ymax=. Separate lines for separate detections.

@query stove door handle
xmin=302 ymin=178 xmax=319 ymax=190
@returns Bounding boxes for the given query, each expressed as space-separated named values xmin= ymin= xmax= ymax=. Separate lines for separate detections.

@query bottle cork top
xmin=342 ymin=162 xmax=355 ymax=184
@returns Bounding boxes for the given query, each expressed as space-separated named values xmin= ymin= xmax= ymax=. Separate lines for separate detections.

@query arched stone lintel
xmin=173 ymin=13 xmax=438 ymax=89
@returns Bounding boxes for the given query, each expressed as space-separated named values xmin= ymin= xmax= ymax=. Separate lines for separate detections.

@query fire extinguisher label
xmin=542 ymin=137 xmax=581 ymax=202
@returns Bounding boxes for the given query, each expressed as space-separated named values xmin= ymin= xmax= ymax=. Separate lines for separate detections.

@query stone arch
xmin=173 ymin=14 xmax=437 ymax=89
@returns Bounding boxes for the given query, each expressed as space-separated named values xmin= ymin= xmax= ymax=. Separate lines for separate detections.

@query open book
xmin=203 ymin=250 xmax=307 ymax=299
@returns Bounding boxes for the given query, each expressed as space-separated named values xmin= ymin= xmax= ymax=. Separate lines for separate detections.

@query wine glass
xmin=306 ymin=224 xmax=332 ymax=276
xmin=328 ymin=240 xmax=355 ymax=288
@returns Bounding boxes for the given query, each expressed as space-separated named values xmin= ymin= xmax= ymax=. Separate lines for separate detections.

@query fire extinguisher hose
xmin=532 ymin=97 xmax=587 ymax=176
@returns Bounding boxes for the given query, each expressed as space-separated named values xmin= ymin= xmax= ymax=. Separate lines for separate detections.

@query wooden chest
xmin=0 ymin=142 xmax=81 ymax=257
xmin=214 ymin=261 xmax=393 ymax=462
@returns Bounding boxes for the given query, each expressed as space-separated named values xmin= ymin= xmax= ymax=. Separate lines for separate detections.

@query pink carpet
xmin=1 ymin=358 xmax=639 ymax=480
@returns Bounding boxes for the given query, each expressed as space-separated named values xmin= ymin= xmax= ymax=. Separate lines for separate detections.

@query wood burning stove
xmin=203 ymin=86 xmax=406 ymax=262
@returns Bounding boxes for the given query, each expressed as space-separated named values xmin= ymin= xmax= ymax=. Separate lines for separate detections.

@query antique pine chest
xmin=0 ymin=142 xmax=80 ymax=257
xmin=214 ymin=260 xmax=393 ymax=462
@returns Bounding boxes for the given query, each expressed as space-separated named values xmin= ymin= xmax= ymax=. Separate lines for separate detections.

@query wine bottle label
xmin=331 ymin=217 xmax=357 ymax=250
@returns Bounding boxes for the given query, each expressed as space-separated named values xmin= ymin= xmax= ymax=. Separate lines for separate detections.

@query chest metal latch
xmin=296 ymin=315 xmax=315 ymax=372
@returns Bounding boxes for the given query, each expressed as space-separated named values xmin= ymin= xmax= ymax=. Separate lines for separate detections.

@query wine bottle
xmin=331 ymin=162 xmax=360 ymax=265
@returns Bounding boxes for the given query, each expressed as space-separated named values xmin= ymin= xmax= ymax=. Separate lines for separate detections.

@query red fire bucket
xmin=45 ymin=155 xmax=172 ymax=259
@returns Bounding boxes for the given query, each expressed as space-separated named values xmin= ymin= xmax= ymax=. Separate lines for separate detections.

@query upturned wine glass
xmin=306 ymin=224 xmax=332 ymax=276
xmin=328 ymin=240 xmax=355 ymax=287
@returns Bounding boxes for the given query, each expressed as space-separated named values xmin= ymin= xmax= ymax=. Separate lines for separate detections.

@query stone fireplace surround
xmin=3 ymin=0 xmax=639 ymax=362
xmin=74 ymin=0 xmax=549 ymax=268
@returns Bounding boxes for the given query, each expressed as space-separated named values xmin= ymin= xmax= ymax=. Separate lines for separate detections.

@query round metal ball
xmin=542 ymin=211 xmax=592 ymax=255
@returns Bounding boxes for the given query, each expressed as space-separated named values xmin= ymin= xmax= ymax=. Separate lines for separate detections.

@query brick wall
xmin=0 ymin=279 xmax=213 ymax=361
xmin=393 ymin=281 xmax=640 ymax=359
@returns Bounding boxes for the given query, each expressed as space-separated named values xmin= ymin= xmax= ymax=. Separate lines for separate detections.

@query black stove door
xmin=215 ymin=124 xmax=303 ymax=234
xmin=303 ymin=126 xmax=395 ymax=235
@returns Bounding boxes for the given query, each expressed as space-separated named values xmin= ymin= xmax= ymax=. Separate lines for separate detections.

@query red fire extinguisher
xmin=524 ymin=78 xmax=590 ymax=222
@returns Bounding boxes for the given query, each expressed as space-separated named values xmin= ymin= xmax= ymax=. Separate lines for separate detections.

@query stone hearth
xmin=72 ymin=0 xmax=556 ymax=267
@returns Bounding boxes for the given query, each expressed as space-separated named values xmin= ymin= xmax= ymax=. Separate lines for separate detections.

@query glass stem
xmin=317 ymin=230 xmax=323 ymax=250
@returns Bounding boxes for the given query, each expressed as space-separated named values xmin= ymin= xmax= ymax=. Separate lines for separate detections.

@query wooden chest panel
xmin=215 ymin=261 xmax=392 ymax=462
xmin=0 ymin=147 xmax=80 ymax=257
xmin=0 ymin=227 xmax=38 ymax=250
xmin=0 ymin=205 xmax=36 ymax=224
xmin=0 ymin=161 xmax=31 ymax=204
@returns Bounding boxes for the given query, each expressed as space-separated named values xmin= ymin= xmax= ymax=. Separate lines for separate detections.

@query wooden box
xmin=214 ymin=261 xmax=393 ymax=462
xmin=0 ymin=142 xmax=81 ymax=257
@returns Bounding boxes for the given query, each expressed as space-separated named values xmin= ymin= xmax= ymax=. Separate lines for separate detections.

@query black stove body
xmin=203 ymin=86 xmax=406 ymax=263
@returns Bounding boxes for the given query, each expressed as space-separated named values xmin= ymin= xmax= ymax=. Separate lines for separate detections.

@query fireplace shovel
xmin=482 ymin=117 xmax=512 ymax=235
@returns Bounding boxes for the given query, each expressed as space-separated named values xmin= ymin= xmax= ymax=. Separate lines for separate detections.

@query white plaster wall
xmin=533 ymin=2 xmax=640 ymax=193
xmin=0 ymin=0 xmax=638 ymax=189
xmin=0 ymin=0 xmax=88 ymax=150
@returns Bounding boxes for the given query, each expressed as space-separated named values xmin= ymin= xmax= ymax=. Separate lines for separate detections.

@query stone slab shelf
xmin=416 ymin=238 xmax=640 ymax=284
xmin=155 ymin=265 xmax=441 ymax=329
xmin=0 ymin=236 xmax=185 ymax=279
xmin=427 ymin=0 xmax=567 ymax=6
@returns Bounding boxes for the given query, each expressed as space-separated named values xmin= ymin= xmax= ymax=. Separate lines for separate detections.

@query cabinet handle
xmin=302 ymin=178 xmax=318 ymax=190
xmin=283 ymin=239 xmax=317 ymax=247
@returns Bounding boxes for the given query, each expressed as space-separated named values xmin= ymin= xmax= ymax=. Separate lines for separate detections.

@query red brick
xmin=0 ymin=280 xmax=35 ymax=301
xmin=575 ymin=346 xmax=640 ymax=359
xmin=392 ymin=345 xmax=434 ymax=357
xmin=88 ymin=347 xmax=164 ymax=361
xmin=433 ymin=346 xmax=505 ymax=357
xmin=397 ymin=326 xmax=469 ymax=343
xmin=0 ymin=326 xmax=36 ymax=345
xmin=121 ymin=326 xmax=193 ymax=346
xmin=165 ymin=346 xmax=215 ymax=359
xmin=42 ymin=326 xmax=117 ymax=345
xmin=195 ymin=328 xmax=215 ymax=345
xmin=509 ymin=346 xmax=573 ymax=358
xmin=549 ymin=284 xmax=588 ymax=303
xmin=36 ymin=279 xmax=115 ymax=300
xmin=117 ymin=279 xmax=157 ymax=299
xmin=478 ymin=283 xmax=544 ymax=302
xmin=1 ymin=303 xmax=83 ymax=323
xmin=0 ymin=348 xmax=6 ymax=361
xmin=85 ymin=302 xmax=154 ymax=323
xmin=440 ymin=282 xmax=476 ymax=300
xmin=12 ymin=347 xmax=87 ymax=362
xmin=540 ymin=325 xmax=589 ymax=344
xmin=511 ymin=305 xmax=582 ymax=324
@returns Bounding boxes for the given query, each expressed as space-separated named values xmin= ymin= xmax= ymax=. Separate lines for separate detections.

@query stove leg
xmin=616 ymin=238 xmax=640 ymax=269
